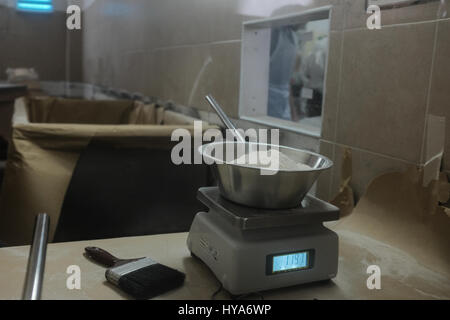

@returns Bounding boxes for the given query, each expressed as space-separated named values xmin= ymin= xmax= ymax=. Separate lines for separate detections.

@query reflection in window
xmin=267 ymin=19 xmax=329 ymax=126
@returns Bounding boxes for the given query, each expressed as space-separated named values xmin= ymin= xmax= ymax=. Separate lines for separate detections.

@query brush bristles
xmin=118 ymin=263 xmax=185 ymax=299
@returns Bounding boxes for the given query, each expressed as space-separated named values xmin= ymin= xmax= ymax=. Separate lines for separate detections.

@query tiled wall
xmin=0 ymin=2 xmax=81 ymax=81
xmin=319 ymin=0 xmax=450 ymax=201
xmin=81 ymin=0 xmax=450 ymax=201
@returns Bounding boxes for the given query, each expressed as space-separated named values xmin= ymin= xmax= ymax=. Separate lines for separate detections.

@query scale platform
xmin=197 ymin=186 xmax=340 ymax=230
xmin=187 ymin=187 xmax=340 ymax=295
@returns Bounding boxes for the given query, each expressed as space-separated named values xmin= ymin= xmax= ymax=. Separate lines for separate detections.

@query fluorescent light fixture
xmin=17 ymin=0 xmax=53 ymax=13
xmin=21 ymin=0 xmax=52 ymax=2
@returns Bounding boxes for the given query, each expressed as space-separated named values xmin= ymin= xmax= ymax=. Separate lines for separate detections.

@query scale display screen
xmin=270 ymin=250 xmax=310 ymax=274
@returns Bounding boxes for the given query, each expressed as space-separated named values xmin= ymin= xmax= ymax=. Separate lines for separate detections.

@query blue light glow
xmin=272 ymin=251 xmax=309 ymax=273
xmin=21 ymin=0 xmax=52 ymax=3
xmin=17 ymin=0 xmax=53 ymax=13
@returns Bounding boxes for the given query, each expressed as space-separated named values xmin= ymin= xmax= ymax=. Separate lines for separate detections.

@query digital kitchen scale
xmin=187 ymin=186 xmax=340 ymax=295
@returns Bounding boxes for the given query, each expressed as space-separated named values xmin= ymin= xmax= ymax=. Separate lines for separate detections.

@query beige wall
xmin=319 ymin=0 xmax=450 ymax=201
xmin=0 ymin=3 xmax=82 ymax=81
xmin=82 ymin=0 xmax=450 ymax=200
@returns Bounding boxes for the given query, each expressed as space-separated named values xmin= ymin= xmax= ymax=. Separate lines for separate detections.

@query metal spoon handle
xmin=205 ymin=94 xmax=245 ymax=143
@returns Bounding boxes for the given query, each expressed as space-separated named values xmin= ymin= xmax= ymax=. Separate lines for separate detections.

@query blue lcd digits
xmin=272 ymin=251 xmax=309 ymax=273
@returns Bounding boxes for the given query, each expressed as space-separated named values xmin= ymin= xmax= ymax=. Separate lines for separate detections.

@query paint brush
xmin=85 ymin=246 xmax=185 ymax=299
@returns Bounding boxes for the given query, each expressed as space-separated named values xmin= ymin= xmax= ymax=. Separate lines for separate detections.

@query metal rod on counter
xmin=205 ymin=94 xmax=246 ymax=143
xmin=22 ymin=213 xmax=50 ymax=300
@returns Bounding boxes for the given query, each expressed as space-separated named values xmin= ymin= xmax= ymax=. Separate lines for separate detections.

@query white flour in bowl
xmin=231 ymin=149 xmax=311 ymax=170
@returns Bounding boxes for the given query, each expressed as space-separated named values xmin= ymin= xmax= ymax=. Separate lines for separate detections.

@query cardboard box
xmin=0 ymin=97 xmax=212 ymax=245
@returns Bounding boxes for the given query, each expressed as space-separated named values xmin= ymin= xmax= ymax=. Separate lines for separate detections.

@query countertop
xmin=1 ymin=231 xmax=449 ymax=300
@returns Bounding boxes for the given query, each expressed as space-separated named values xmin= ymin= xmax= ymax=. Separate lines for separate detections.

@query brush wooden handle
xmin=85 ymin=247 xmax=120 ymax=267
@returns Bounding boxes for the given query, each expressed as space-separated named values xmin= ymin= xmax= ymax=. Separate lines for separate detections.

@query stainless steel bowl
xmin=200 ymin=141 xmax=333 ymax=209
